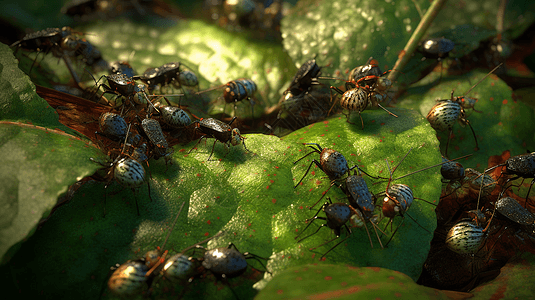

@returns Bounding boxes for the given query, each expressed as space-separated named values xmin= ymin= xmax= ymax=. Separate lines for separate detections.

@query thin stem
xmin=387 ymin=0 xmax=449 ymax=83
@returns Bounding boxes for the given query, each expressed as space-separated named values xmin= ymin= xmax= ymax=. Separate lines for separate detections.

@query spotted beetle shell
xmin=108 ymin=260 xmax=149 ymax=295
xmin=141 ymin=118 xmax=168 ymax=148
xmin=99 ymin=112 xmax=127 ymax=141
xmin=445 ymin=221 xmax=485 ymax=255
xmin=160 ymin=106 xmax=191 ymax=128
xmin=426 ymin=100 xmax=461 ymax=132
xmin=320 ymin=148 xmax=349 ymax=180
xmin=178 ymin=70 xmax=198 ymax=87
xmin=224 ymin=78 xmax=257 ymax=103
xmin=340 ymin=87 xmax=368 ymax=112
xmin=202 ymin=247 xmax=248 ymax=278
xmin=345 ymin=174 xmax=374 ymax=213
xmin=504 ymin=152 xmax=535 ymax=177
xmin=496 ymin=197 xmax=535 ymax=225
xmin=114 ymin=158 xmax=145 ymax=188
xmin=163 ymin=253 xmax=199 ymax=282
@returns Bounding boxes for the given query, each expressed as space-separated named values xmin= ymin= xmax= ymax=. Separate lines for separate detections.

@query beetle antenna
xmin=462 ymin=63 xmax=503 ymax=96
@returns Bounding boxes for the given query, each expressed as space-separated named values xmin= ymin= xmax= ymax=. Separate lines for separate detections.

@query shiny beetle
xmin=485 ymin=151 xmax=535 ymax=201
xmin=295 ymin=197 xmax=356 ymax=258
xmin=496 ymin=196 xmax=535 ymax=227
xmin=97 ymin=112 xmax=128 ymax=142
xmin=108 ymin=260 xmax=151 ymax=296
xmin=90 ymin=152 xmax=152 ymax=216
xmin=426 ymin=90 xmax=478 ymax=157
xmin=197 ymin=78 xmax=257 ymax=117
xmin=201 ymin=242 xmax=269 ymax=279
xmin=188 ymin=117 xmax=248 ymax=161
xmin=445 ymin=219 xmax=493 ymax=255
xmin=136 ymin=117 xmax=173 ymax=162
xmin=284 ymin=59 xmax=322 ymax=96
xmin=136 ymin=62 xmax=199 ymax=92
xmin=293 ymin=143 xmax=350 ymax=189
xmin=426 ymin=64 xmax=502 ymax=157
xmin=420 ymin=37 xmax=455 ymax=60
xmin=349 ymin=57 xmax=383 ymax=84
xmin=149 ymin=97 xmax=192 ymax=128
xmin=107 ymin=202 xmax=186 ymax=296
xmin=330 ymin=84 xmax=397 ymax=129
xmin=441 ymin=156 xmax=465 ymax=183
xmin=10 ymin=26 xmax=73 ymax=53
xmin=109 ymin=61 xmax=136 ymax=78
xmin=162 ymin=253 xmax=201 ymax=283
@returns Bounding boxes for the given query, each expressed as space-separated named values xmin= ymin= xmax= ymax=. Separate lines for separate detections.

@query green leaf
xmin=0 ymin=106 xmax=443 ymax=299
xmin=281 ymin=0 xmax=429 ymax=76
xmin=0 ymin=43 xmax=105 ymax=264
xmin=471 ymin=252 xmax=535 ymax=299
xmin=256 ymin=264 xmax=453 ymax=300
xmin=78 ymin=20 xmax=295 ymax=117
xmin=401 ymin=69 xmax=535 ymax=169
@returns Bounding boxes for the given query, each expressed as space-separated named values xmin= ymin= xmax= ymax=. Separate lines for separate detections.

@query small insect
xmin=295 ymin=198 xmax=356 ymax=258
xmin=485 ymin=151 xmax=535 ymax=203
xmin=97 ymin=112 xmax=129 ymax=142
xmin=348 ymin=58 xmax=392 ymax=99
xmin=342 ymin=166 xmax=385 ymax=248
xmin=284 ymin=59 xmax=322 ymax=96
xmin=495 ymin=196 xmax=535 ymax=228
xmin=136 ymin=116 xmax=173 ymax=162
xmin=109 ymin=61 xmax=136 ymax=78
xmin=441 ymin=156 xmax=465 ymax=184
xmin=329 ymin=83 xmax=397 ymax=129
xmin=10 ymin=26 xmax=73 ymax=54
xmin=90 ymin=130 xmax=153 ymax=216
xmin=349 ymin=57 xmax=383 ymax=84
xmin=380 ymin=149 xmax=438 ymax=246
xmin=200 ymin=242 xmax=270 ymax=280
xmin=420 ymin=37 xmax=455 ymax=60
xmin=445 ymin=210 xmax=496 ymax=255
xmin=136 ymin=62 xmax=199 ymax=93
xmin=198 ymin=78 xmax=257 ymax=117
xmin=426 ymin=64 xmax=502 ymax=157
xmin=188 ymin=117 xmax=248 ymax=161
xmin=151 ymin=98 xmax=192 ymax=129
xmin=293 ymin=143 xmax=350 ymax=189
xmin=107 ymin=202 xmax=186 ymax=296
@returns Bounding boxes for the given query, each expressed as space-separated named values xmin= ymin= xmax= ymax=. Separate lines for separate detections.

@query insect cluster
xmin=420 ymin=150 xmax=535 ymax=291
xmin=6 ymin=1 xmax=535 ymax=298
xmin=105 ymin=204 xmax=270 ymax=298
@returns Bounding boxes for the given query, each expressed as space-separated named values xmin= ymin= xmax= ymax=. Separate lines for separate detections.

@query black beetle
xmin=284 ymin=59 xmax=322 ymax=97
xmin=188 ymin=117 xmax=248 ymax=161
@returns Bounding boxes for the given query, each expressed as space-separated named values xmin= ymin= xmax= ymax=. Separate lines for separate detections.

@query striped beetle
xmin=197 ymin=78 xmax=257 ymax=117
xmin=107 ymin=202 xmax=186 ymax=295
xmin=426 ymin=64 xmax=502 ymax=157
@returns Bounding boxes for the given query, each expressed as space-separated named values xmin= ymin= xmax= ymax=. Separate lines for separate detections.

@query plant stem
xmin=387 ymin=0 xmax=449 ymax=83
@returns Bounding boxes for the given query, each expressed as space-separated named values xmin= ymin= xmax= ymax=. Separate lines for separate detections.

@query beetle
xmin=197 ymin=78 xmax=257 ymax=117
xmin=426 ymin=64 xmax=502 ymax=157
xmin=445 ymin=212 xmax=496 ymax=255
xmin=293 ymin=143 xmax=350 ymax=189
xmin=109 ymin=60 xmax=136 ymax=78
xmin=284 ymin=59 xmax=322 ymax=97
xmin=107 ymin=202 xmax=186 ymax=296
xmin=97 ymin=112 xmax=128 ymax=142
xmin=330 ymin=83 xmax=397 ymax=129
xmin=348 ymin=58 xmax=392 ymax=101
xmin=136 ymin=116 xmax=173 ymax=163
xmin=485 ymin=151 xmax=535 ymax=203
xmin=441 ymin=156 xmax=465 ymax=184
xmin=295 ymin=198 xmax=355 ymax=257
xmin=188 ymin=117 xmax=248 ymax=161
xmin=136 ymin=62 xmax=199 ymax=92
xmin=495 ymin=196 xmax=535 ymax=228
xmin=200 ymin=242 xmax=270 ymax=280
xmin=379 ymin=149 xmax=439 ymax=246
xmin=150 ymin=98 xmax=192 ymax=129
xmin=420 ymin=37 xmax=455 ymax=60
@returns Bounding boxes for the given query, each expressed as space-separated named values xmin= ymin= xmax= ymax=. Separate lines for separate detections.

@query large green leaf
xmin=281 ymin=0 xmax=429 ymax=77
xmin=0 ymin=43 xmax=105 ymax=264
xmin=0 ymin=107 xmax=443 ymax=299
xmin=401 ymin=69 xmax=535 ymax=169
xmin=256 ymin=264 xmax=457 ymax=300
